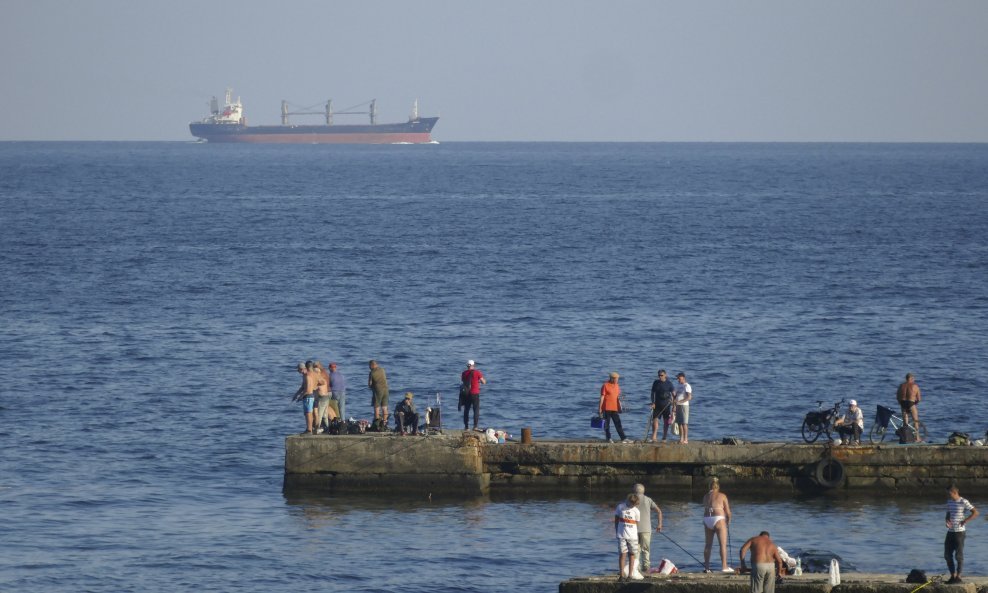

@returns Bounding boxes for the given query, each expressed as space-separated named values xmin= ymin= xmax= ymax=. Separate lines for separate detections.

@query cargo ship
xmin=189 ymin=89 xmax=438 ymax=144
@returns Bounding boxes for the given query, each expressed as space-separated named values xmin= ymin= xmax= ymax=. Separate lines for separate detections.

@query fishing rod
xmin=659 ymin=530 xmax=705 ymax=568
xmin=645 ymin=401 xmax=673 ymax=441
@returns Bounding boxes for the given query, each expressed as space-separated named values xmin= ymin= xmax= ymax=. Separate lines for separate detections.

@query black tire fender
xmin=813 ymin=458 xmax=845 ymax=489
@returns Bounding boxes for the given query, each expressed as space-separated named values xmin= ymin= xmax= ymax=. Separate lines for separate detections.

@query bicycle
xmin=869 ymin=405 xmax=927 ymax=444
xmin=801 ymin=400 xmax=844 ymax=443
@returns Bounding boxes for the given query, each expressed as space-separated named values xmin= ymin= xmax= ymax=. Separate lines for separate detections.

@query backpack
xmin=328 ymin=417 xmax=346 ymax=435
xmin=347 ymin=419 xmax=367 ymax=434
xmin=947 ymin=432 xmax=971 ymax=446
xmin=905 ymin=569 xmax=927 ymax=584
xmin=367 ymin=417 xmax=387 ymax=432
xmin=459 ymin=370 xmax=474 ymax=408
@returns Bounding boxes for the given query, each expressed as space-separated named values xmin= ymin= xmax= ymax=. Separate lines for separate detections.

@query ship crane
xmin=280 ymin=99 xmax=381 ymax=126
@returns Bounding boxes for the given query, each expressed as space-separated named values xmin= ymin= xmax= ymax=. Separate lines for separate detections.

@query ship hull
xmin=189 ymin=117 xmax=438 ymax=144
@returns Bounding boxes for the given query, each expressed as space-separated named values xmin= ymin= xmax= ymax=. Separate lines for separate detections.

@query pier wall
xmin=558 ymin=573 xmax=987 ymax=593
xmin=284 ymin=432 xmax=988 ymax=494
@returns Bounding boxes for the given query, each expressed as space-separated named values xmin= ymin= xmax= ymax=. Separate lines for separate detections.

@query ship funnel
xmin=210 ymin=96 xmax=219 ymax=115
xmin=410 ymin=99 xmax=419 ymax=121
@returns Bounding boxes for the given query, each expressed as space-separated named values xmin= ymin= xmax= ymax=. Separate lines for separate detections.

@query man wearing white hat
xmin=835 ymin=399 xmax=864 ymax=445
xmin=461 ymin=360 xmax=487 ymax=430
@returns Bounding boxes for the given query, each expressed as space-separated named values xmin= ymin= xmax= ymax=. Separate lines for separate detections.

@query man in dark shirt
xmin=649 ymin=370 xmax=676 ymax=442
xmin=394 ymin=392 xmax=420 ymax=435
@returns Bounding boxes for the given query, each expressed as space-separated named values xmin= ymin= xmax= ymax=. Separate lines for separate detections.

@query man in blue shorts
xmin=291 ymin=361 xmax=319 ymax=434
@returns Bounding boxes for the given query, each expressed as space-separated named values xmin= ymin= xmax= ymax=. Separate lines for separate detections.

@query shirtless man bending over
xmin=739 ymin=531 xmax=784 ymax=593
xmin=896 ymin=372 xmax=922 ymax=441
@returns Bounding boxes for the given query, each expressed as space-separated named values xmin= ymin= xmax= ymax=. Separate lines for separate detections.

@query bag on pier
xmin=328 ymin=418 xmax=346 ymax=435
xmin=590 ymin=415 xmax=604 ymax=429
xmin=947 ymin=432 xmax=970 ymax=446
xmin=657 ymin=559 xmax=678 ymax=575
xmin=905 ymin=569 xmax=927 ymax=584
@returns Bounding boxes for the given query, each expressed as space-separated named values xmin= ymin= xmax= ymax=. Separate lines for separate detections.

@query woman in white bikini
xmin=702 ymin=477 xmax=733 ymax=573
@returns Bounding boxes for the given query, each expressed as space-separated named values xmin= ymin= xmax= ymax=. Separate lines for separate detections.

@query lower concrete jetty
xmin=559 ymin=572 xmax=986 ymax=593
xmin=283 ymin=431 xmax=988 ymax=494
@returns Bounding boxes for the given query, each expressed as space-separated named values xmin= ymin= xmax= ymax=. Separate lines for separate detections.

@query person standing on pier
xmin=703 ymin=477 xmax=733 ymax=573
xmin=634 ymin=484 xmax=663 ymax=575
xmin=614 ymin=493 xmax=644 ymax=581
xmin=674 ymin=372 xmax=692 ymax=444
xmin=649 ymin=370 xmax=676 ymax=443
xmin=739 ymin=531 xmax=784 ymax=593
xmin=896 ymin=372 xmax=922 ymax=442
xmin=312 ymin=362 xmax=331 ymax=433
xmin=599 ymin=372 xmax=629 ymax=443
xmin=368 ymin=360 xmax=389 ymax=426
xmin=291 ymin=361 xmax=319 ymax=435
xmin=945 ymin=484 xmax=979 ymax=584
xmin=328 ymin=362 xmax=347 ymax=422
xmin=461 ymin=360 xmax=487 ymax=430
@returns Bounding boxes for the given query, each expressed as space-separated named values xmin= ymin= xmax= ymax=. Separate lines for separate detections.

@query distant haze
xmin=2 ymin=0 xmax=987 ymax=142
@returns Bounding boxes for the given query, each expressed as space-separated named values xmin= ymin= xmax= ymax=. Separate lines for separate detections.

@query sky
xmin=2 ymin=0 xmax=988 ymax=142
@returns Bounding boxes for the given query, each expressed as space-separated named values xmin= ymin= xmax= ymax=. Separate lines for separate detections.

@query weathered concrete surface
xmin=284 ymin=431 xmax=489 ymax=494
xmin=284 ymin=431 xmax=988 ymax=494
xmin=559 ymin=573 xmax=987 ymax=593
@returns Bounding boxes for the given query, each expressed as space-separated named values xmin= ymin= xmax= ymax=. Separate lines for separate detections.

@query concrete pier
xmin=283 ymin=431 xmax=988 ymax=494
xmin=559 ymin=573 xmax=987 ymax=593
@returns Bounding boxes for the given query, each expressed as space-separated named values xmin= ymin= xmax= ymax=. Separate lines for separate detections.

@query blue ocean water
xmin=1 ymin=142 xmax=986 ymax=592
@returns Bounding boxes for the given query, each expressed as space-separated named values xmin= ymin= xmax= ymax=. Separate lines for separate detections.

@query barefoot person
xmin=703 ymin=477 xmax=733 ymax=573
xmin=291 ymin=361 xmax=319 ymax=435
xmin=896 ymin=372 xmax=922 ymax=441
xmin=674 ymin=372 xmax=692 ymax=444
xmin=739 ymin=531 xmax=784 ymax=593
xmin=614 ymin=493 xmax=644 ymax=581
xmin=649 ymin=370 xmax=676 ymax=442
xmin=945 ymin=484 xmax=979 ymax=584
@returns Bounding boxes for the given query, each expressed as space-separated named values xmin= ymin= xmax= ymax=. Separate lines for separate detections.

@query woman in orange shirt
xmin=599 ymin=371 xmax=629 ymax=443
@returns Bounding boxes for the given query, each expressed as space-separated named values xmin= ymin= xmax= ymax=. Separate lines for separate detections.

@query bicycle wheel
xmin=869 ymin=424 xmax=888 ymax=444
xmin=801 ymin=419 xmax=821 ymax=443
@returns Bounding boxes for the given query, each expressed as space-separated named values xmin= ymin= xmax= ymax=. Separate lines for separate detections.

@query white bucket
xmin=657 ymin=559 xmax=678 ymax=575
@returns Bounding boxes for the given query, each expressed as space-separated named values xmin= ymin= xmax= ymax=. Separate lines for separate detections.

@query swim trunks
xmin=302 ymin=396 xmax=315 ymax=414
xmin=899 ymin=400 xmax=916 ymax=410
xmin=703 ymin=516 xmax=725 ymax=530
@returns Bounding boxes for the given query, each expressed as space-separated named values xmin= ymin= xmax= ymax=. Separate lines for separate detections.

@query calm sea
xmin=1 ymin=142 xmax=986 ymax=592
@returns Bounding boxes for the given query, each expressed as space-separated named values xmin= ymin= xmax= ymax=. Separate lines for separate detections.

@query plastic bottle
xmin=795 ymin=558 xmax=802 ymax=576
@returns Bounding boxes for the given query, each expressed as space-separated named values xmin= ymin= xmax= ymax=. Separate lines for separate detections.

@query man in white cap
xmin=835 ymin=399 xmax=864 ymax=445
xmin=461 ymin=360 xmax=487 ymax=430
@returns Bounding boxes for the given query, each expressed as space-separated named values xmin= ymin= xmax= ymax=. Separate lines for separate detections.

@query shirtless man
xmin=312 ymin=362 xmax=332 ymax=433
xmin=739 ymin=531 xmax=784 ymax=593
xmin=291 ymin=361 xmax=320 ymax=434
xmin=896 ymin=373 xmax=922 ymax=441
xmin=703 ymin=477 xmax=733 ymax=572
